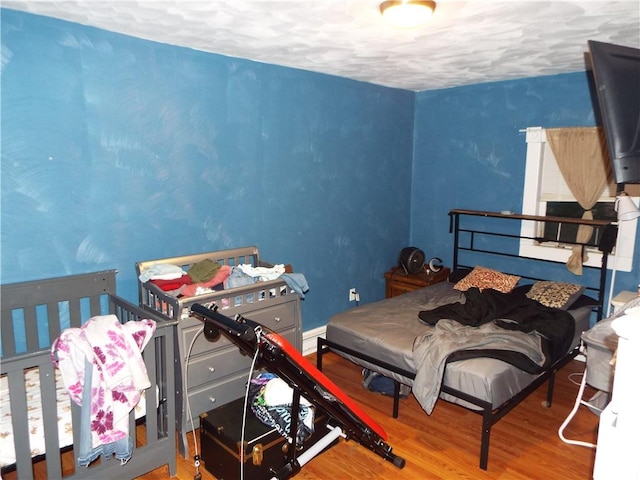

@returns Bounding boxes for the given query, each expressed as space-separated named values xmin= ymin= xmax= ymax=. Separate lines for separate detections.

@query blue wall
xmin=2 ymin=10 xmax=638 ymax=333
xmin=412 ymin=73 xmax=639 ymax=297
xmin=0 ymin=10 xmax=415 ymax=330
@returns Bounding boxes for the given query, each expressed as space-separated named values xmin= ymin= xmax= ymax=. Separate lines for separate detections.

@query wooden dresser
xmin=384 ymin=265 xmax=450 ymax=298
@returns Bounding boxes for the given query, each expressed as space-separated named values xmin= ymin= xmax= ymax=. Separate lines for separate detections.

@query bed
xmin=0 ymin=270 xmax=178 ymax=480
xmin=317 ymin=209 xmax=614 ymax=470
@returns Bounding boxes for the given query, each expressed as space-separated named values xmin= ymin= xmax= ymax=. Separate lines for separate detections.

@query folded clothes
xmin=139 ymin=263 xmax=187 ymax=283
xmin=281 ymin=273 xmax=310 ymax=299
xmin=149 ymin=274 xmax=192 ymax=292
xmin=188 ymin=259 xmax=222 ymax=283
xmin=224 ymin=267 xmax=257 ymax=289
xmin=181 ymin=265 xmax=232 ymax=297
xmin=238 ymin=264 xmax=286 ymax=281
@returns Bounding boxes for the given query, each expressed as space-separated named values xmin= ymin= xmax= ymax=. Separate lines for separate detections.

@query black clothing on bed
xmin=418 ymin=287 xmax=575 ymax=369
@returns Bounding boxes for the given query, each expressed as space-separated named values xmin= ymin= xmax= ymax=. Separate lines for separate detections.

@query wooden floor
xmin=139 ymin=352 xmax=600 ymax=480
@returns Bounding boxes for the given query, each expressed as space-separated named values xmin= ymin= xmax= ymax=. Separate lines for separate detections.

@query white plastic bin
xmin=581 ymin=317 xmax=618 ymax=392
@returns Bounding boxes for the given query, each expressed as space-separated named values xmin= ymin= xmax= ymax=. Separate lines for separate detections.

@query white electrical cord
xmin=558 ymin=366 xmax=597 ymax=449
xmin=568 ymin=371 xmax=584 ymax=387
xmin=184 ymin=326 xmax=205 ymax=476
xmin=241 ymin=326 xmax=262 ymax=480
xmin=184 ymin=319 xmax=263 ymax=480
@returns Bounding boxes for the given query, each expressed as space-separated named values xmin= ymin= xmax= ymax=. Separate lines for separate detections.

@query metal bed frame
xmin=317 ymin=208 xmax=614 ymax=470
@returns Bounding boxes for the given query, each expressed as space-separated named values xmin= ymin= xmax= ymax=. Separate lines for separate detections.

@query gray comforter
xmin=413 ymin=287 xmax=574 ymax=414
xmin=413 ymin=319 xmax=544 ymax=414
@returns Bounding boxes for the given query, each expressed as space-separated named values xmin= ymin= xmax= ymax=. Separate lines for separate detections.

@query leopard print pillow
xmin=525 ymin=281 xmax=585 ymax=310
xmin=453 ymin=266 xmax=520 ymax=293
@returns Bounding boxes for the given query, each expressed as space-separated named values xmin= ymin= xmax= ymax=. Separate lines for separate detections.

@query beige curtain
xmin=546 ymin=127 xmax=611 ymax=274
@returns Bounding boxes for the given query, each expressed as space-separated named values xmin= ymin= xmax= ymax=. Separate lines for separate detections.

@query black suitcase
xmin=200 ymin=397 xmax=333 ymax=480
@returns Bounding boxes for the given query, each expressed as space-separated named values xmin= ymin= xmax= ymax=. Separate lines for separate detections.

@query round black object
xmin=399 ymin=247 xmax=425 ymax=274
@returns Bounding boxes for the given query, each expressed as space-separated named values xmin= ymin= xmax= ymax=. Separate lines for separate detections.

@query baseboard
xmin=302 ymin=326 xmax=326 ymax=356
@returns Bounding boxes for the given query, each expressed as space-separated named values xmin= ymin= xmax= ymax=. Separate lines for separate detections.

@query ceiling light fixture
xmin=380 ymin=1 xmax=436 ymax=29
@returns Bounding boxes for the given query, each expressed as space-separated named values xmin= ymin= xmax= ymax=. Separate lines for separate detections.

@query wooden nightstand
xmin=384 ymin=266 xmax=451 ymax=298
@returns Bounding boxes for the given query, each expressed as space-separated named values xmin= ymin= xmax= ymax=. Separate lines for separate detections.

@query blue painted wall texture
xmin=2 ymin=10 xmax=638 ymax=332
xmin=1 ymin=10 xmax=415 ymax=330
xmin=413 ymin=74 xmax=638 ymax=295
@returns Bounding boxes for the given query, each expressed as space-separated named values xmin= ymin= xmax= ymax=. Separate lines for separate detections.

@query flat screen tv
xmin=588 ymin=40 xmax=640 ymax=185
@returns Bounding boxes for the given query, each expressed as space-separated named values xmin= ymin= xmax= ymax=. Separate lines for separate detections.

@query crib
xmin=0 ymin=270 xmax=178 ymax=480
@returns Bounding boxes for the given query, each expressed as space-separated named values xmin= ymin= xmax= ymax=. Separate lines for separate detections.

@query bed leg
xmin=392 ymin=381 xmax=400 ymax=418
xmin=479 ymin=412 xmax=491 ymax=470
xmin=545 ymin=372 xmax=556 ymax=408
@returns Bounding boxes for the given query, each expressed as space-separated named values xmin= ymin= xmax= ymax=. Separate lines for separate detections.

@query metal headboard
xmin=448 ymin=209 xmax=615 ymax=321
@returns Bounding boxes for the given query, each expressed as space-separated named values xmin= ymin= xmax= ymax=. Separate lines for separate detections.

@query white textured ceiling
xmin=3 ymin=0 xmax=639 ymax=91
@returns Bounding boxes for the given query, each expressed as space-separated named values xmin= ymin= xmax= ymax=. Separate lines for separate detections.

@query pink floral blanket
xmin=51 ymin=315 xmax=155 ymax=448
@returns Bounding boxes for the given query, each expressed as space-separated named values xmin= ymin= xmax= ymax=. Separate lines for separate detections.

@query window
xmin=520 ymin=127 xmax=636 ymax=272
xmin=541 ymin=200 xmax=613 ymax=246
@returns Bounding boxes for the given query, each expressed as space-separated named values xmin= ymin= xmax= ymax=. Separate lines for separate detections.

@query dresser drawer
xmin=243 ymin=301 xmax=296 ymax=332
xmin=186 ymin=374 xmax=248 ymax=427
xmin=181 ymin=321 xmax=234 ymax=357
xmin=186 ymin=344 xmax=252 ymax=389
xmin=181 ymin=301 xmax=296 ymax=357
xmin=185 ymin=327 xmax=298 ymax=427
xmin=185 ymin=327 xmax=298 ymax=389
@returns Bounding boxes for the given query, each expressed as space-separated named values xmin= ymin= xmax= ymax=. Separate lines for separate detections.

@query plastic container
xmin=581 ymin=318 xmax=619 ymax=392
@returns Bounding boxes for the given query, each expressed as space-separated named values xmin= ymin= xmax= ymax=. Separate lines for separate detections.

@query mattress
xmin=326 ymin=282 xmax=591 ymax=411
xmin=0 ymin=367 xmax=149 ymax=468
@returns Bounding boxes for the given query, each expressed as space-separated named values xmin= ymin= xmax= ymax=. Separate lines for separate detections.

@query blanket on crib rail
xmin=413 ymin=288 xmax=574 ymax=414
xmin=52 ymin=315 xmax=155 ymax=456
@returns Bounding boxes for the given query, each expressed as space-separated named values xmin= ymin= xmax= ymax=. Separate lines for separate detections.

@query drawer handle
xmin=209 ymin=397 xmax=216 ymax=403
xmin=274 ymin=317 xmax=281 ymax=323
xmin=208 ymin=366 xmax=216 ymax=373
